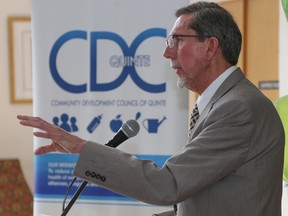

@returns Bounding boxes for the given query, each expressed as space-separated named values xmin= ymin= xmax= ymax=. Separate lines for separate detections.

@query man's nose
xmin=163 ymin=46 xmax=175 ymax=59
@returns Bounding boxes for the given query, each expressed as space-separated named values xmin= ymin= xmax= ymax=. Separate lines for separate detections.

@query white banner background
xmin=32 ymin=0 xmax=189 ymax=215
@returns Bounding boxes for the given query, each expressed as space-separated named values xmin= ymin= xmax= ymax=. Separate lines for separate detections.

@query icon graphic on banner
xmin=52 ymin=114 xmax=79 ymax=132
xmin=142 ymin=116 xmax=167 ymax=133
xmin=109 ymin=112 xmax=142 ymax=133
xmin=135 ymin=112 xmax=141 ymax=121
xmin=87 ymin=114 xmax=103 ymax=134
xmin=70 ymin=117 xmax=79 ymax=132
xmin=110 ymin=114 xmax=123 ymax=133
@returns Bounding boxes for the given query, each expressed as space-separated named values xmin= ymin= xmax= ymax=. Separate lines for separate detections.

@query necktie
xmin=188 ymin=104 xmax=199 ymax=136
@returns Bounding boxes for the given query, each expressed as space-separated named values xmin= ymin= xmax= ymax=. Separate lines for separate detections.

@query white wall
xmin=279 ymin=2 xmax=288 ymax=216
xmin=0 ymin=0 xmax=33 ymax=191
xmin=279 ymin=1 xmax=288 ymax=97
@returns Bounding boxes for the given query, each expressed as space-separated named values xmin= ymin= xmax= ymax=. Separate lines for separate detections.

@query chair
xmin=0 ymin=159 xmax=33 ymax=216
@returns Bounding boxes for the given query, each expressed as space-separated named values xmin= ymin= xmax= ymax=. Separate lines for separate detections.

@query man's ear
xmin=207 ymin=37 xmax=219 ymax=59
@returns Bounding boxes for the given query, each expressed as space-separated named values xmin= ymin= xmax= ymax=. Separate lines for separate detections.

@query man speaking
xmin=18 ymin=2 xmax=284 ymax=215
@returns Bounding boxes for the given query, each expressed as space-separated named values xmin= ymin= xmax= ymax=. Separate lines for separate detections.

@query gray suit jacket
xmin=74 ymin=68 xmax=285 ymax=216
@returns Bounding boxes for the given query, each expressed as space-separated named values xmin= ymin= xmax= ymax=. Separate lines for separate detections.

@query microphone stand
xmin=61 ymin=181 xmax=88 ymax=216
xmin=60 ymin=136 xmax=119 ymax=216
xmin=60 ymin=119 xmax=139 ymax=215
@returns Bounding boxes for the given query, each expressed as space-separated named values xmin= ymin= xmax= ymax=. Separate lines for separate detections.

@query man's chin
xmin=177 ymin=79 xmax=185 ymax=88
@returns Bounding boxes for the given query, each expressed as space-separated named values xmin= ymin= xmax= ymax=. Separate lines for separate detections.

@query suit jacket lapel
xmin=190 ymin=68 xmax=245 ymax=138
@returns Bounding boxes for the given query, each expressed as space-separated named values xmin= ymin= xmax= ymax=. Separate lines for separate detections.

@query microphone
xmin=105 ymin=119 xmax=140 ymax=148
xmin=61 ymin=119 xmax=140 ymax=216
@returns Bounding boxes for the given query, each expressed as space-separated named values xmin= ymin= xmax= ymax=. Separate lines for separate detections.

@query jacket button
xmin=84 ymin=170 xmax=106 ymax=182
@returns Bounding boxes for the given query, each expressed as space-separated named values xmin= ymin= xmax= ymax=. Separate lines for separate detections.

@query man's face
xmin=163 ymin=14 xmax=210 ymax=92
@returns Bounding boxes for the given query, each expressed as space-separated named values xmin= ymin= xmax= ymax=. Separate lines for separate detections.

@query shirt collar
xmin=196 ymin=65 xmax=237 ymax=114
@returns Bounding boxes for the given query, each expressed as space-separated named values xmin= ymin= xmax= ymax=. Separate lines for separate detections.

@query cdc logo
xmin=49 ymin=28 xmax=167 ymax=94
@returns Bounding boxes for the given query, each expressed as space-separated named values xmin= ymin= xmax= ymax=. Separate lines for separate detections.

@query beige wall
xmin=189 ymin=0 xmax=280 ymax=107
xmin=0 ymin=0 xmax=33 ymax=191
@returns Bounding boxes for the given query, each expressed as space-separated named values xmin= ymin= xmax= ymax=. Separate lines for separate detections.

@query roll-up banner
xmin=32 ymin=0 xmax=188 ymax=215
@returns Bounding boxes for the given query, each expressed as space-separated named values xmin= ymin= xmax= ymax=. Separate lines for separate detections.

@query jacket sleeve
xmin=73 ymin=141 xmax=179 ymax=206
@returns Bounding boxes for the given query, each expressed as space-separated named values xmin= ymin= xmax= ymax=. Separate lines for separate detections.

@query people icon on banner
xmin=52 ymin=113 xmax=79 ymax=133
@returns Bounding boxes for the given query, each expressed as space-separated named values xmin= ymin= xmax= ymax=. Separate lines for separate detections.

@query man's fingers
xmin=34 ymin=143 xmax=68 ymax=155
xmin=18 ymin=115 xmax=57 ymax=132
xmin=33 ymin=131 xmax=49 ymax=138
xmin=18 ymin=115 xmax=86 ymax=154
xmin=34 ymin=145 xmax=55 ymax=155
xmin=17 ymin=115 xmax=43 ymax=122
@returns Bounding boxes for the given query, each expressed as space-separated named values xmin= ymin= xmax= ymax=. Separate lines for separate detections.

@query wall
xmin=0 ymin=0 xmax=33 ymax=190
xmin=279 ymin=1 xmax=288 ymax=97
xmin=279 ymin=2 xmax=288 ymax=215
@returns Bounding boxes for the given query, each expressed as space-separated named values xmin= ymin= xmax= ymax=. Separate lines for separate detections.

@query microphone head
xmin=121 ymin=119 xmax=140 ymax=138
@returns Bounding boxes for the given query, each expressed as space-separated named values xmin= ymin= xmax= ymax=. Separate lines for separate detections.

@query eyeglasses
xmin=165 ymin=34 xmax=212 ymax=48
